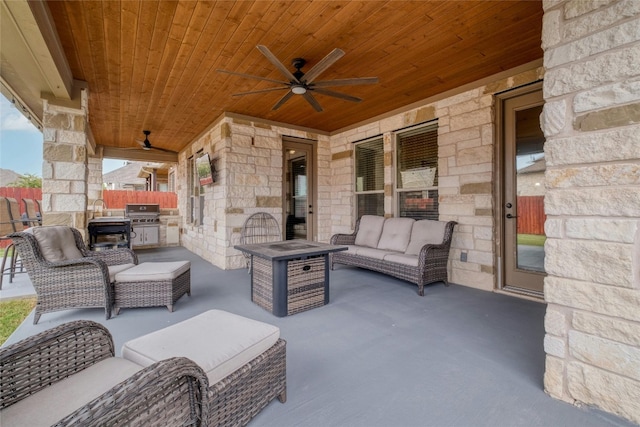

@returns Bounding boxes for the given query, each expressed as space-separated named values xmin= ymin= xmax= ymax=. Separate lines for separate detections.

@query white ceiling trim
xmin=0 ymin=0 xmax=73 ymax=123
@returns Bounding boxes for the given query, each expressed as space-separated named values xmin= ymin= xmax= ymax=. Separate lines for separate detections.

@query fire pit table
xmin=235 ymin=240 xmax=347 ymax=317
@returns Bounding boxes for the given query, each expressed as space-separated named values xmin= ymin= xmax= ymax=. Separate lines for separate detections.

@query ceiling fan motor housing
xmin=217 ymin=45 xmax=379 ymax=112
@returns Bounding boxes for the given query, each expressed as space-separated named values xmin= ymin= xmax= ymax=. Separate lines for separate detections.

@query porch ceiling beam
xmin=101 ymin=146 xmax=178 ymax=164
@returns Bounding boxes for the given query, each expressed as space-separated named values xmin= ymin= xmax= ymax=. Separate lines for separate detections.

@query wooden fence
xmin=103 ymin=190 xmax=177 ymax=209
xmin=0 ymin=187 xmax=42 ymax=204
xmin=517 ymin=196 xmax=545 ymax=235
xmin=0 ymin=188 xmax=177 ymax=211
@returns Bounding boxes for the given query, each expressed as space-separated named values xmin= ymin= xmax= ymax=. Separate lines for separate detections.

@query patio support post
xmin=41 ymin=81 xmax=91 ymax=236
xmin=541 ymin=1 xmax=640 ymax=424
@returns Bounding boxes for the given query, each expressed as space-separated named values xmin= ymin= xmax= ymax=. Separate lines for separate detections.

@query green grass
xmin=0 ymin=297 xmax=36 ymax=345
xmin=0 ymin=246 xmax=15 ymax=258
xmin=517 ymin=234 xmax=546 ymax=247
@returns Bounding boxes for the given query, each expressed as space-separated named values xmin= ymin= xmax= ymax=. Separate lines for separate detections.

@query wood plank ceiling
xmin=46 ymin=0 xmax=543 ymax=154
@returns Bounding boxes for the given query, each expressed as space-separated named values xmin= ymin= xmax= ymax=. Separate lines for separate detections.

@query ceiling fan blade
xmin=232 ymin=87 xmax=290 ymax=97
xmin=136 ymin=139 xmax=150 ymax=149
xmin=301 ymin=48 xmax=345 ymax=84
xmin=312 ymin=88 xmax=362 ymax=103
xmin=272 ymin=91 xmax=294 ymax=110
xmin=312 ymin=77 xmax=379 ymax=88
xmin=150 ymin=146 xmax=177 ymax=154
xmin=216 ymin=69 xmax=289 ymax=85
xmin=302 ymin=92 xmax=323 ymax=112
xmin=256 ymin=45 xmax=299 ymax=82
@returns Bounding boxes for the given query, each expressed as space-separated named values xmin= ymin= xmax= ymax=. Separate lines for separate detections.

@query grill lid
xmin=125 ymin=204 xmax=160 ymax=217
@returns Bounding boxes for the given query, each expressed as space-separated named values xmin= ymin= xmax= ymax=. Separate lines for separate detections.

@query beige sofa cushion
xmin=122 ymin=309 xmax=280 ymax=385
xmin=405 ymin=220 xmax=448 ymax=255
xmin=0 ymin=357 xmax=142 ymax=426
xmin=376 ymin=217 xmax=415 ymax=252
xmin=384 ymin=253 xmax=420 ymax=267
xmin=352 ymin=247 xmax=396 ymax=260
xmin=354 ymin=215 xmax=385 ymax=248
xmin=32 ymin=226 xmax=83 ymax=262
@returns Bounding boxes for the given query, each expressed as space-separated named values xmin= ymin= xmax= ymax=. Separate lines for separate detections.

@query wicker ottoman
xmin=122 ymin=310 xmax=287 ymax=426
xmin=113 ymin=261 xmax=191 ymax=314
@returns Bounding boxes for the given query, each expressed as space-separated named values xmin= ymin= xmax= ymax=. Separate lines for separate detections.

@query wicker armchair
xmin=0 ymin=320 xmax=209 ymax=426
xmin=239 ymin=212 xmax=281 ymax=271
xmin=9 ymin=226 xmax=138 ymax=324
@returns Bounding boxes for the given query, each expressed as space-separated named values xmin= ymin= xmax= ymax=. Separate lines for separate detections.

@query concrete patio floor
xmin=1 ymin=246 xmax=637 ymax=427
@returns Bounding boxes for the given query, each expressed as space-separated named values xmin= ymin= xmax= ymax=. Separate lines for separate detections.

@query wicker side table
xmin=114 ymin=261 xmax=191 ymax=314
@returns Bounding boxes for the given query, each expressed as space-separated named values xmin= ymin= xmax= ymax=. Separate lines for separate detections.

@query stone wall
xmin=87 ymin=156 xmax=103 ymax=214
xmin=330 ymin=66 xmax=543 ymax=292
xmin=41 ymin=87 xmax=90 ymax=234
xmin=541 ymin=0 xmax=640 ymax=423
xmin=178 ymin=115 xmax=329 ymax=269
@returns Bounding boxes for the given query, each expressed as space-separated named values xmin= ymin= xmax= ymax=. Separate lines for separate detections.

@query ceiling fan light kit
xmin=291 ymin=85 xmax=307 ymax=95
xmin=217 ymin=45 xmax=379 ymax=112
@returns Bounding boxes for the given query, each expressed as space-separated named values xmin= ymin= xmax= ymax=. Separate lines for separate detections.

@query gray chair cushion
xmin=32 ymin=226 xmax=83 ymax=262
xmin=0 ymin=357 xmax=142 ymax=426
xmin=122 ymin=309 xmax=280 ymax=385
xmin=115 ymin=261 xmax=190 ymax=282
xmin=108 ymin=263 xmax=136 ymax=282
xmin=354 ymin=215 xmax=385 ymax=248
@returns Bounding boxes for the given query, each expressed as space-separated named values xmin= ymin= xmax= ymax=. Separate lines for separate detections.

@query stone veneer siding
xmin=41 ymin=87 xmax=90 ymax=234
xmin=179 ymin=66 xmax=543 ymax=283
xmin=178 ymin=117 xmax=329 ymax=269
xmin=541 ymin=0 xmax=640 ymax=423
xmin=330 ymin=67 xmax=544 ymax=292
xmin=87 ymin=156 xmax=104 ymax=215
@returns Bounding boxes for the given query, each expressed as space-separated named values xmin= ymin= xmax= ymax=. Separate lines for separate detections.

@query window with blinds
xmin=188 ymin=154 xmax=205 ymax=225
xmin=354 ymin=137 xmax=384 ymax=217
xmin=396 ymin=123 xmax=439 ymax=220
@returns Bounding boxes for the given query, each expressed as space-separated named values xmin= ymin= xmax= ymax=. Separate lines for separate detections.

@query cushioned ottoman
xmin=113 ymin=261 xmax=191 ymax=314
xmin=122 ymin=310 xmax=287 ymax=426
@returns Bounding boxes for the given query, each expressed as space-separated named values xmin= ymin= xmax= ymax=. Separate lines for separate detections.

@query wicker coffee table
xmin=235 ymin=240 xmax=347 ymax=316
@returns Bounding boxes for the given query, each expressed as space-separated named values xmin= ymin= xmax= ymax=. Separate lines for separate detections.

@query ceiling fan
xmin=134 ymin=130 xmax=176 ymax=153
xmin=217 ymin=45 xmax=379 ymax=112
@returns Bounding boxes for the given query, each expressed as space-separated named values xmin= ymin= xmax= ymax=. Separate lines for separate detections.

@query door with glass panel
xmin=283 ymin=138 xmax=315 ymax=240
xmin=501 ymin=87 xmax=546 ymax=296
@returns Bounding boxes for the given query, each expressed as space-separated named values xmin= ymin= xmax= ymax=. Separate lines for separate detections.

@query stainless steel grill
xmin=125 ymin=204 xmax=160 ymax=223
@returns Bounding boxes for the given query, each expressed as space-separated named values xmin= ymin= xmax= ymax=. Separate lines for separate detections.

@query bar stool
xmin=0 ymin=197 xmax=27 ymax=289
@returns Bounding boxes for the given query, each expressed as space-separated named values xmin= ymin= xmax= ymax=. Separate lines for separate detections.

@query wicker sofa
xmin=0 ymin=320 xmax=209 ymax=426
xmin=330 ymin=215 xmax=457 ymax=296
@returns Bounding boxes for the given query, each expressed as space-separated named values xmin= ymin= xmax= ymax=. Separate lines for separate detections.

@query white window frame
xmin=395 ymin=122 xmax=439 ymax=220
xmin=353 ymin=136 xmax=385 ymax=219
xmin=188 ymin=154 xmax=205 ymax=226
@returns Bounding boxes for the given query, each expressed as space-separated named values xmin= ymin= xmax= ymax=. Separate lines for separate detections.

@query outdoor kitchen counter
xmin=90 ymin=211 xmax=181 ymax=248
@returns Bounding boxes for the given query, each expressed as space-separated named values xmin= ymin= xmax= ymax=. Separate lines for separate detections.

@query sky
xmin=0 ymin=94 xmax=43 ymax=176
xmin=0 ymin=94 xmax=123 ymax=176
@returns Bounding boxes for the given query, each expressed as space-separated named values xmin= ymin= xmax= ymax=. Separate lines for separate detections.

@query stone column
xmin=541 ymin=1 xmax=640 ymax=424
xmin=41 ymin=84 xmax=90 ymax=234
xmin=88 ymin=153 xmax=104 ymax=215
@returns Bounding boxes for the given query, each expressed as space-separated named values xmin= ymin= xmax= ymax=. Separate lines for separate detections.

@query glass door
xmin=502 ymin=88 xmax=546 ymax=296
xmin=283 ymin=138 xmax=315 ymax=240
